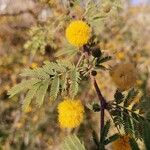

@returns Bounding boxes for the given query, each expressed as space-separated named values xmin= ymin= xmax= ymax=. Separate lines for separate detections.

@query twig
xmin=76 ymin=53 xmax=85 ymax=67
xmin=93 ymin=78 xmax=107 ymax=139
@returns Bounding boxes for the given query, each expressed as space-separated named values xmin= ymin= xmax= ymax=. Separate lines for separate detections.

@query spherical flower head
xmin=65 ymin=20 xmax=91 ymax=47
xmin=58 ymin=99 xmax=84 ymax=128
xmin=110 ymin=63 xmax=137 ymax=91
xmin=112 ymin=135 xmax=131 ymax=150
xmin=115 ymin=51 xmax=125 ymax=60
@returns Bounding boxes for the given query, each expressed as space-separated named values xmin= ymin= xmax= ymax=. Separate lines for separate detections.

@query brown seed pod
xmin=110 ymin=63 xmax=137 ymax=91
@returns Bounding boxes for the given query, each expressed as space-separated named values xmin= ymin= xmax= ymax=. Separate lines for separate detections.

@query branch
xmin=93 ymin=78 xmax=107 ymax=140
xmin=76 ymin=53 xmax=85 ymax=67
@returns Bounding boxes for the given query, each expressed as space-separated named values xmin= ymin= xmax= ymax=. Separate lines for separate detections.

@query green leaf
xmin=139 ymin=96 xmax=150 ymax=112
xmin=129 ymin=138 xmax=140 ymax=150
xmin=95 ymin=65 xmax=108 ymax=70
xmin=50 ymin=76 xmax=60 ymax=101
xmin=114 ymin=90 xmax=124 ymax=104
xmin=22 ymin=83 xmax=40 ymax=111
xmin=8 ymin=60 xmax=77 ymax=107
xmin=113 ymin=116 xmax=123 ymax=128
xmin=97 ymin=56 xmax=112 ymax=64
xmin=62 ymin=135 xmax=86 ymax=150
xmin=104 ymin=134 xmax=120 ymax=145
xmin=92 ymin=103 xmax=101 ymax=112
xmin=131 ymin=113 xmax=144 ymax=139
xmin=122 ymin=110 xmax=134 ymax=135
xmin=55 ymin=41 xmax=78 ymax=58
xmin=69 ymin=68 xmax=80 ymax=98
xmin=56 ymin=60 xmax=73 ymax=69
xmin=36 ymin=80 xmax=49 ymax=106
xmin=8 ymin=79 xmax=40 ymax=98
xmin=111 ymin=107 xmax=124 ymax=128
xmin=124 ymin=88 xmax=138 ymax=107
xmin=92 ymin=130 xmax=99 ymax=148
xmin=143 ymin=122 xmax=150 ymax=150
xmin=60 ymin=73 xmax=68 ymax=91
xmin=131 ymin=103 xmax=139 ymax=111
xmin=20 ymin=68 xmax=49 ymax=79
xmin=100 ymin=120 xmax=111 ymax=143
xmin=44 ymin=62 xmax=66 ymax=73
xmin=146 ymin=111 xmax=150 ymax=121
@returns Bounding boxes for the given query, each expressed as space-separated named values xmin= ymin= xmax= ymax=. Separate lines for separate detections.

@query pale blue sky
xmin=131 ymin=0 xmax=149 ymax=5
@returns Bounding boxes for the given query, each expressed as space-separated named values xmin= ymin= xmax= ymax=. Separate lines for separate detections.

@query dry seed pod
xmin=110 ymin=63 xmax=137 ymax=91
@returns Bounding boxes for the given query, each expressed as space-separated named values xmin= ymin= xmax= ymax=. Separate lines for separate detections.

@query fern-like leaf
xmin=44 ymin=61 xmax=66 ymax=73
xmin=100 ymin=120 xmax=111 ymax=144
xmin=36 ymin=80 xmax=49 ymax=106
xmin=50 ymin=76 xmax=60 ymax=101
xmin=124 ymin=88 xmax=139 ymax=107
xmin=129 ymin=138 xmax=140 ymax=150
xmin=8 ymin=60 xmax=77 ymax=107
xmin=55 ymin=41 xmax=78 ymax=58
xmin=56 ymin=60 xmax=73 ymax=69
xmin=62 ymin=135 xmax=86 ymax=150
xmin=104 ymin=134 xmax=119 ymax=145
xmin=8 ymin=79 xmax=40 ymax=98
xmin=21 ymin=68 xmax=49 ymax=79
xmin=143 ymin=122 xmax=150 ymax=150
xmin=60 ymin=73 xmax=68 ymax=91
xmin=69 ymin=68 xmax=80 ymax=98
xmin=22 ymin=83 xmax=40 ymax=111
xmin=122 ymin=110 xmax=134 ymax=135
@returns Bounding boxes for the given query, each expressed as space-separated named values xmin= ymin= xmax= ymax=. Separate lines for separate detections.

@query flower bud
xmin=91 ymin=70 xmax=97 ymax=76
xmin=93 ymin=103 xmax=101 ymax=112
xmin=92 ymin=47 xmax=102 ymax=58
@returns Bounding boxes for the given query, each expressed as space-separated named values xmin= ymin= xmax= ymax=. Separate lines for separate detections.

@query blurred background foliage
xmin=0 ymin=0 xmax=150 ymax=149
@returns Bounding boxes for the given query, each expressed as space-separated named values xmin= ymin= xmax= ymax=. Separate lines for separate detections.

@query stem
xmin=76 ymin=53 xmax=85 ymax=67
xmin=93 ymin=78 xmax=107 ymax=139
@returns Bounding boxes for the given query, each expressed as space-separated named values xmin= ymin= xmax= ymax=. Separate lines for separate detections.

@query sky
xmin=131 ymin=0 xmax=149 ymax=5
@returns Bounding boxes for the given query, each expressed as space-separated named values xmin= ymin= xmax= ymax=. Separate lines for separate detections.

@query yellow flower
xmin=30 ymin=63 xmax=38 ymax=69
xmin=112 ymin=135 xmax=132 ymax=150
xmin=116 ymin=51 xmax=125 ymax=60
xmin=110 ymin=63 xmax=137 ymax=91
xmin=58 ymin=99 xmax=84 ymax=128
xmin=66 ymin=20 xmax=91 ymax=47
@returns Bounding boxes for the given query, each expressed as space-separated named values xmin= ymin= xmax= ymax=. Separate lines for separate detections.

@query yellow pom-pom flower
xmin=110 ymin=63 xmax=137 ymax=91
xmin=112 ymin=135 xmax=131 ymax=150
xmin=115 ymin=51 xmax=125 ymax=60
xmin=58 ymin=99 xmax=84 ymax=128
xmin=66 ymin=20 xmax=91 ymax=47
